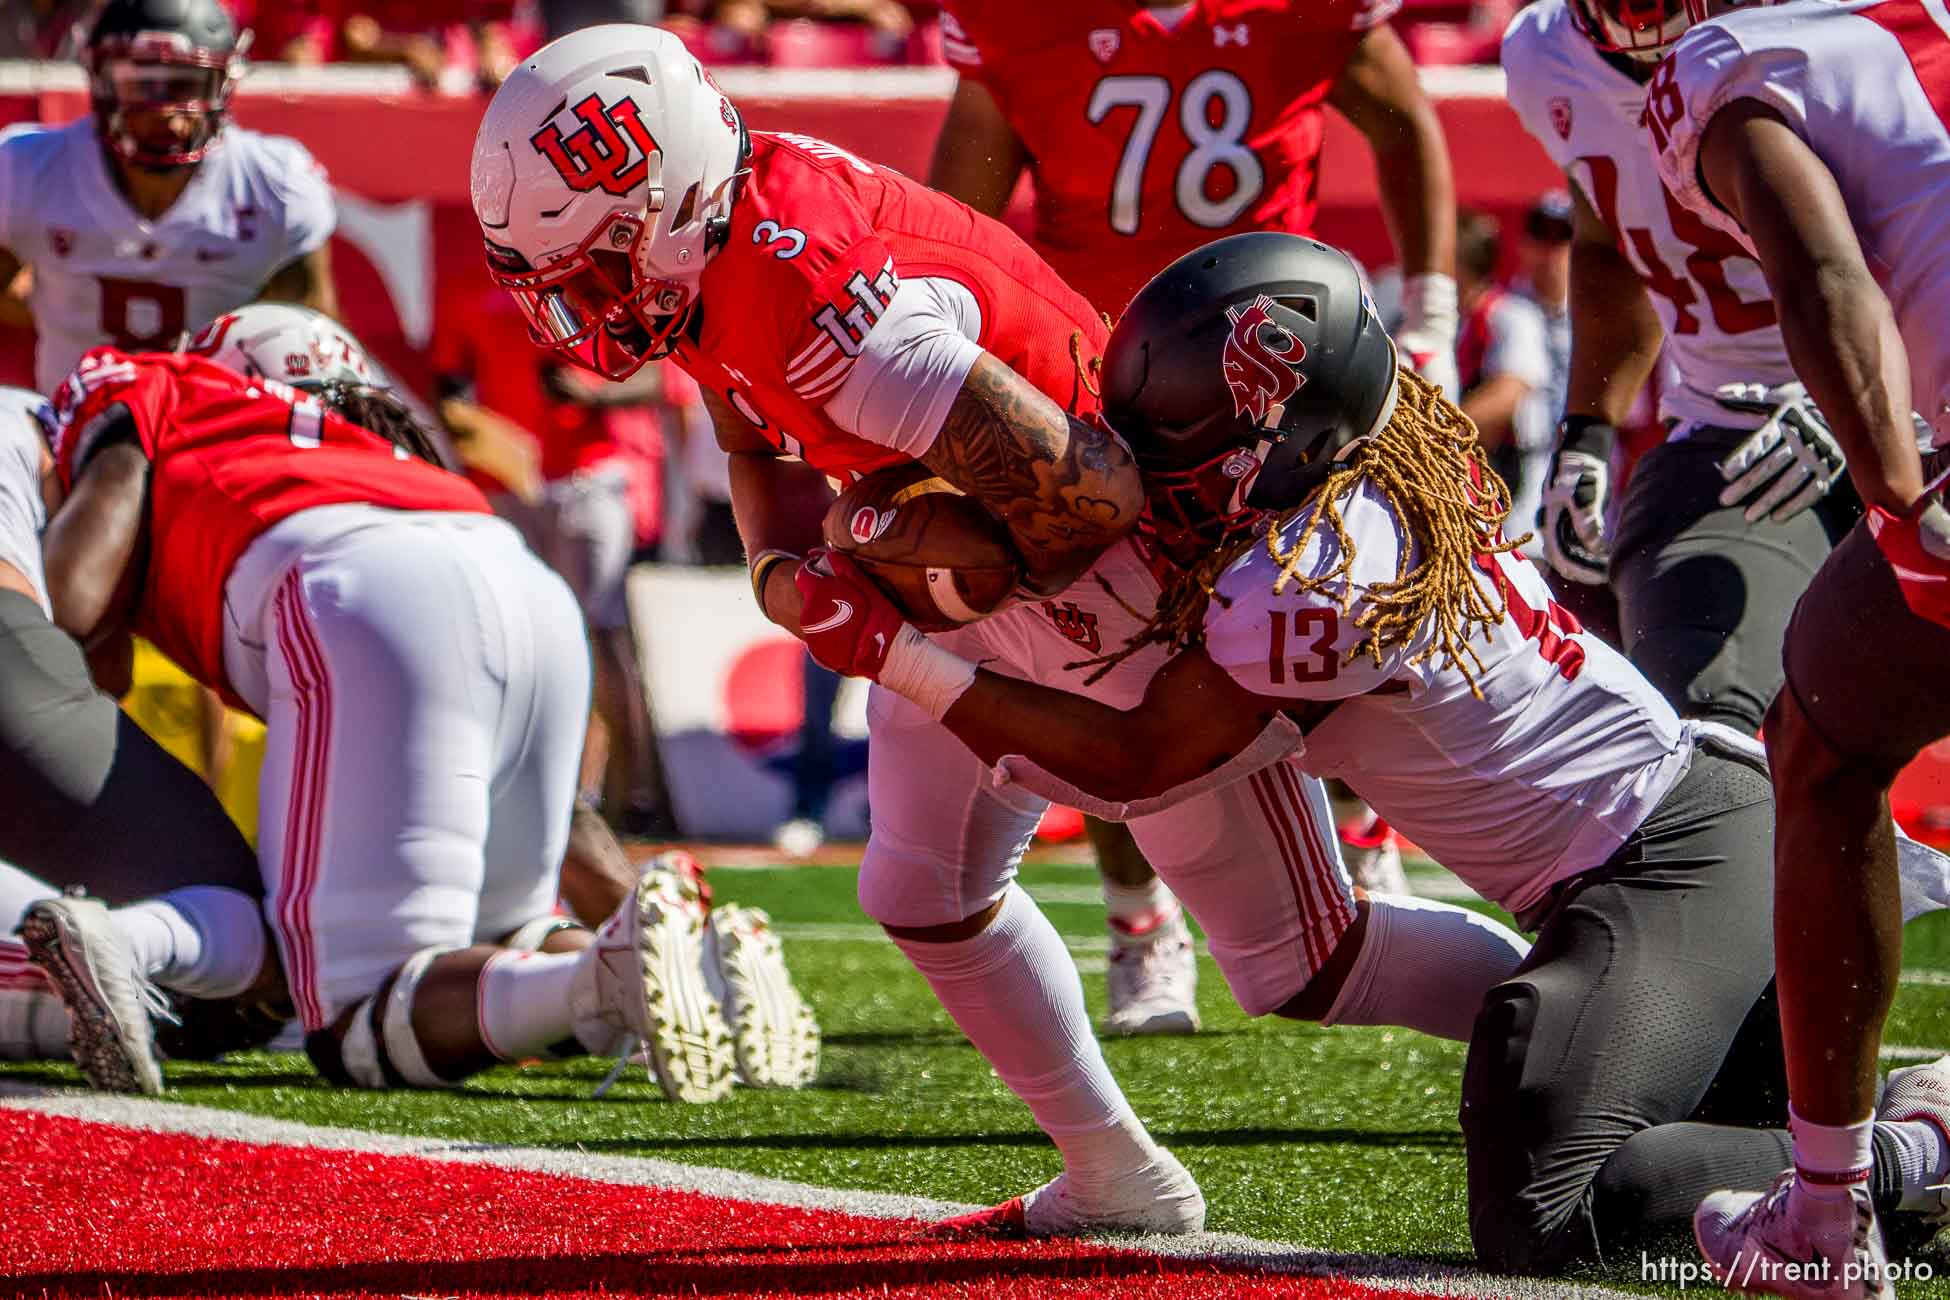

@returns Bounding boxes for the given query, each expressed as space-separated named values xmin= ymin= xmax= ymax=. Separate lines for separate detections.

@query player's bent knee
xmin=1460 ymin=979 xmax=1545 ymax=1131
xmin=1764 ymin=682 xmax=1871 ymax=792
xmin=856 ymin=843 xmax=1006 ymax=936
xmin=303 ymin=947 xmax=462 ymax=1090
xmin=1461 ymin=981 xmax=1594 ymax=1275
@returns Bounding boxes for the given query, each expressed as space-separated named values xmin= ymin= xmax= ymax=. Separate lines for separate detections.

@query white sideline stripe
xmin=0 ymin=1085 xmax=1643 ymax=1300
xmin=1883 ymin=1044 xmax=1949 ymax=1062
xmin=1901 ymin=968 xmax=1950 ymax=987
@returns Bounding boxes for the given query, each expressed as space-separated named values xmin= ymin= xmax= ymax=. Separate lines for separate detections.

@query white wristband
xmin=879 ymin=623 xmax=978 ymax=721
xmin=1398 ymin=272 xmax=1460 ymax=343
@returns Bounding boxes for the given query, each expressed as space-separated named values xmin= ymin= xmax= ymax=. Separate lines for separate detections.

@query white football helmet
xmin=1566 ymin=0 xmax=1691 ymax=60
xmin=185 ymin=303 xmax=377 ymax=390
xmin=470 ymin=24 xmax=747 ymax=381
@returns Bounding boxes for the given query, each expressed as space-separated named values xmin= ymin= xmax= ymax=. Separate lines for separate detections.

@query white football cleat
xmin=1695 ymin=1170 xmax=1894 ymax=1299
xmin=1341 ymin=813 xmax=1412 ymax=896
xmin=1878 ymin=1054 xmax=1950 ymax=1227
xmin=930 ymin=1145 xmax=1206 ymax=1239
xmin=704 ymin=904 xmax=820 ymax=1088
xmin=1104 ymin=909 xmax=1199 ymax=1036
xmin=19 ymin=895 xmax=173 ymax=1094
xmin=573 ymin=876 xmax=735 ymax=1103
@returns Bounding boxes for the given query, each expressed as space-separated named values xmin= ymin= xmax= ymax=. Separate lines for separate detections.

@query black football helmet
xmin=83 ymin=0 xmax=251 ymax=169
xmin=1566 ymin=0 xmax=1690 ymax=61
xmin=1101 ymin=232 xmax=1400 ymax=556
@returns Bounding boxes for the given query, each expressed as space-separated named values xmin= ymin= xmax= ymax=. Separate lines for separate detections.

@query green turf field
xmin=10 ymin=855 xmax=1950 ymax=1295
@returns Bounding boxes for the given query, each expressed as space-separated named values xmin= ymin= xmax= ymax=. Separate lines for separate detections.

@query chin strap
xmin=987 ymin=714 xmax=1307 ymax=823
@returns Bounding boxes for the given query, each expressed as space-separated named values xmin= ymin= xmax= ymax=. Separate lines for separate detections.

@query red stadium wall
xmin=0 ymin=67 xmax=1556 ymax=397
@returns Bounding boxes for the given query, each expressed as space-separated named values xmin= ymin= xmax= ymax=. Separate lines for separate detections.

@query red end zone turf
xmin=2 ymin=1109 xmax=1430 ymax=1299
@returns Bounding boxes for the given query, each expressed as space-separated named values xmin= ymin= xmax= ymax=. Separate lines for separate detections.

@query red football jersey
xmin=671 ymin=131 xmax=1108 ymax=481
xmin=942 ymin=0 xmax=1398 ymax=316
xmin=52 ymin=348 xmax=490 ymax=696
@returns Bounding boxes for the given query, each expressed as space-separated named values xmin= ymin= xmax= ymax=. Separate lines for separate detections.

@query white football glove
xmin=1541 ymin=449 xmax=1611 ymax=585
xmin=1396 ymin=272 xmax=1460 ymax=399
xmin=1714 ymin=381 xmax=1847 ymax=523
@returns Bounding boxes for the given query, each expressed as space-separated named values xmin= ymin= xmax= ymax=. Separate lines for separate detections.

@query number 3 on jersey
xmin=1087 ymin=70 xmax=1264 ymax=235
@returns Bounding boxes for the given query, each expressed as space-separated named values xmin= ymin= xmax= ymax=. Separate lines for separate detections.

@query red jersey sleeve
xmin=52 ymin=347 xmax=174 ymax=485
xmin=939 ymin=1 xmax=994 ymax=78
xmin=734 ymin=153 xmax=902 ymax=407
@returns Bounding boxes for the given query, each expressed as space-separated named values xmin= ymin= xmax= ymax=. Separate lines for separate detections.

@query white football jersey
xmin=957 ymin=537 xmax=1172 ymax=710
xmin=1502 ymin=0 xmax=1791 ymax=431
xmin=1203 ymin=479 xmax=1690 ymax=916
xmin=1652 ymin=0 xmax=1950 ymax=439
xmin=0 ymin=388 xmax=48 ymax=614
xmin=0 ymin=119 xmax=336 ymax=395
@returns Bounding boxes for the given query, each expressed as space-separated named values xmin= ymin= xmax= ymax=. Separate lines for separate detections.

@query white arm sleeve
xmin=823 ymin=274 xmax=985 ymax=459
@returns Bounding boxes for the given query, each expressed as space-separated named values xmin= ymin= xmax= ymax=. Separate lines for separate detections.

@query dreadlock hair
xmin=314 ymin=381 xmax=452 ymax=472
xmin=1074 ymin=368 xmax=1531 ymax=698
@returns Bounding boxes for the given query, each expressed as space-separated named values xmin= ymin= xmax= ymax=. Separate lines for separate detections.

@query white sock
xmin=1102 ymin=877 xmax=1177 ymax=938
xmin=0 ymin=940 xmax=67 ymax=1059
xmin=1790 ymin=1106 xmax=1876 ymax=1210
xmin=114 ymin=900 xmax=200 ymax=980
xmin=114 ymin=887 xmax=266 ymax=999
xmin=1321 ymin=894 xmax=1530 ymax=1042
xmin=890 ymin=884 xmax=1155 ymax=1186
xmin=0 ymin=861 xmax=57 ymax=934
xmin=477 ymin=950 xmax=583 ymax=1060
xmin=1879 ymin=1118 xmax=1950 ymax=1212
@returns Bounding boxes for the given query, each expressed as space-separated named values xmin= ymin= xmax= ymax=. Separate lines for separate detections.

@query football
xmin=821 ymin=462 xmax=1022 ymax=632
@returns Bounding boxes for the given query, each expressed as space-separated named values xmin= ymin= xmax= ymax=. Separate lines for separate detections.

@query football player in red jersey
xmin=26 ymin=341 xmax=747 ymax=1102
xmin=471 ymin=26 xmax=1528 ymax=1237
xmin=929 ymin=0 xmax=1458 ymax=374
xmin=927 ymin=0 xmax=1461 ymax=1029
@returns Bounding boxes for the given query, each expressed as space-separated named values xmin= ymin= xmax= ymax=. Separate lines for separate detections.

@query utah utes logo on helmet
xmin=530 ymin=93 xmax=658 ymax=197
xmin=1221 ymin=294 xmax=1306 ymax=424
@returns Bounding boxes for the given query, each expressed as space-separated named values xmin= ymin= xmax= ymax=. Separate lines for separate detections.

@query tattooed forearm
xmin=922 ymin=352 xmax=1143 ymax=593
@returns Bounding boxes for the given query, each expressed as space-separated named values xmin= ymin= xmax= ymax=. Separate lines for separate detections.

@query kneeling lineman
xmin=25 ymin=316 xmax=811 ymax=1101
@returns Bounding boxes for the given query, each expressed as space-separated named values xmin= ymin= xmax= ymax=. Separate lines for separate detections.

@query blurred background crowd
xmin=4 ymin=0 xmax=1545 ymax=76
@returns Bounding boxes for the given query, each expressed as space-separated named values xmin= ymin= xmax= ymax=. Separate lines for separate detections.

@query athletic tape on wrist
xmin=1399 ymin=272 xmax=1460 ymax=338
xmin=877 ymin=624 xmax=977 ymax=720
xmin=748 ymin=549 xmax=801 ymax=619
xmin=989 ymin=714 xmax=1307 ymax=822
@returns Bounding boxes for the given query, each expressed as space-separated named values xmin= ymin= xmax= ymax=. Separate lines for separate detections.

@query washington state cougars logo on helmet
xmin=1221 ymin=294 xmax=1306 ymax=424
xmin=530 ymin=93 xmax=659 ymax=197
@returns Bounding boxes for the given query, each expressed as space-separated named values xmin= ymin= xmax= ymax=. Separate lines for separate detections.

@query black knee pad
xmin=1460 ymin=979 xmax=1543 ymax=1140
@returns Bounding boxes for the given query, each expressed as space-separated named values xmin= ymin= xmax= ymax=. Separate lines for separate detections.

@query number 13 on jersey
xmin=1268 ymin=607 xmax=1339 ymax=685
xmin=1087 ymin=70 xmax=1264 ymax=236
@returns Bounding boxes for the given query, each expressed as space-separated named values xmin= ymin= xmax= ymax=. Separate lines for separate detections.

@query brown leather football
xmin=821 ymin=462 xmax=1022 ymax=631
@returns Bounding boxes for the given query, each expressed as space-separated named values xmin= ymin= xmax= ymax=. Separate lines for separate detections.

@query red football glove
xmin=793 ymin=549 xmax=908 ymax=680
xmin=1869 ymin=493 xmax=1950 ymax=630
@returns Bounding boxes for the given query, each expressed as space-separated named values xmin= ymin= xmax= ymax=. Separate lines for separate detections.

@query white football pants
xmin=223 ymin=508 xmax=589 ymax=1030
